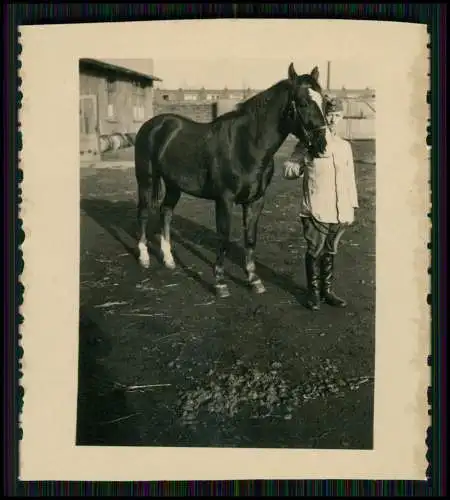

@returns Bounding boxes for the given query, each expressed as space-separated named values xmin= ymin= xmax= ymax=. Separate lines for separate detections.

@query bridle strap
xmin=289 ymin=98 xmax=328 ymax=147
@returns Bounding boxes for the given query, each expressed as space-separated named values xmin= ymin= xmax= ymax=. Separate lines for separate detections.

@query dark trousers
xmin=301 ymin=216 xmax=347 ymax=258
xmin=301 ymin=216 xmax=349 ymax=308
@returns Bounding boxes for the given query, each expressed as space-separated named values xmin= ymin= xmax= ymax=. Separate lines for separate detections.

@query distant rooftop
xmin=326 ymin=87 xmax=375 ymax=94
xmin=155 ymin=86 xmax=375 ymax=94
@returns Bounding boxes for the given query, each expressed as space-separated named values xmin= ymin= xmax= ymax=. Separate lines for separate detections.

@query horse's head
xmin=286 ymin=63 xmax=328 ymax=157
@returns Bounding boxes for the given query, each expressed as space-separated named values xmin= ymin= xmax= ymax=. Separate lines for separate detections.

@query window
xmin=106 ymin=78 xmax=117 ymax=120
xmin=132 ymin=81 xmax=146 ymax=122
xmin=184 ymin=93 xmax=198 ymax=101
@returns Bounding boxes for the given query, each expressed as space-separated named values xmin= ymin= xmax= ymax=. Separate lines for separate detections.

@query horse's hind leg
xmin=137 ymin=183 xmax=151 ymax=268
xmin=214 ymin=197 xmax=233 ymax=298
xmin=159 ymin=184 xmax=181 ymax=270
xmin=242 ymin=196 xmax=266 ymax=294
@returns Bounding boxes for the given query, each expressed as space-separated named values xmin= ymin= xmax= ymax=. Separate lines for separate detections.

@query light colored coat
xmin=299 ymin=134 xmax=359 ymax=224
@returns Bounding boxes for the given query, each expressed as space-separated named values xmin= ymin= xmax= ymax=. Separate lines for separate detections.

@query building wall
xmin=153 ymin=101 xmax=375 ymax=140
xmin=154 ymin=88 xmax=257 ymax=104
xmin=153 ymin=101 xmax=217 ymax=123
xmin=79 ymin=69 xmax=154 ymax=136
xmin=216 ymin=98 xmax=240 ymax=116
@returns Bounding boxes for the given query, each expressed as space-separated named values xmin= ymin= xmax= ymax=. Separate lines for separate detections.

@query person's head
xmin=324 ymin=97 xmax=344 ymax=135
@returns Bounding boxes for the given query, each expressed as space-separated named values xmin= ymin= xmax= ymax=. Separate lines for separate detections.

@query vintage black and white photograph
xmin=19 ymin=18 xmax=429 ymax=481
xmin=77 ymin=54 xmax=376 ymax=450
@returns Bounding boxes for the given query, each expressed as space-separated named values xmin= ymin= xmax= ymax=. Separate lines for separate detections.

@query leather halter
xmin=288 ymin=96 xmax=328 ymax=148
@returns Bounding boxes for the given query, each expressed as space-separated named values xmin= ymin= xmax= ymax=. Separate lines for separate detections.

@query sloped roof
xmin=79 ymin=58 xmax=162 ymax=83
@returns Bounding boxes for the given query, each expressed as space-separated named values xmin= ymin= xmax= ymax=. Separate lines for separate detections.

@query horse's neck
xmin=251 ymin=91 xmax=290 ymax=154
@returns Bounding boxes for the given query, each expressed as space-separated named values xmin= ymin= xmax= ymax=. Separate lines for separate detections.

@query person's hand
xmin=283 ymin=161 xmax=302 ymax=180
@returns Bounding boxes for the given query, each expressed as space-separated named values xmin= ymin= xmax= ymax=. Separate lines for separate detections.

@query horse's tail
xmin=135 ymin=155 xmax=163 ymax=210
xmin=150 ymin=165 xmax=163 ymax=209
xmin=134 ymin=121 xmax=162 ymax=210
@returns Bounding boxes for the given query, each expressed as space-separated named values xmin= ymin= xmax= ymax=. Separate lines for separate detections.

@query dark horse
xmin=134 ymin=63 xmax=328 ymax=298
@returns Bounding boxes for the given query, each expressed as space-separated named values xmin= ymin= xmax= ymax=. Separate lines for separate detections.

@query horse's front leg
xmin=242 ymin=195 xmax=266 ymax=294
xmin=214 ymin=197 xmax=233 ymax=298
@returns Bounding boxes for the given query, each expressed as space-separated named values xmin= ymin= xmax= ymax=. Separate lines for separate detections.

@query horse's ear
xmin=288 ymin=62 xmax=297 ymax=82
xmin=310 ymin=66 xmax=320 ymax=82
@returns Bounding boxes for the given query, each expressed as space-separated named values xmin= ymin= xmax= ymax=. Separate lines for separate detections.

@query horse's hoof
xmin=216 ymin=284 xmax=230 ymax=298
xmin=139 ymin=257 xmax=150 ymax=269
xmin=163 ymin=258 xmax=176 ymax=270
xmin=251 ymin=279 xmax=266 ymax=294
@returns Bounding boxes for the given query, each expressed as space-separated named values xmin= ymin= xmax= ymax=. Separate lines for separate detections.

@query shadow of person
xmin=80 ymin=198 xmax=307 ymax=303
xmin=76 ymin=306 xmax=141 ymax=446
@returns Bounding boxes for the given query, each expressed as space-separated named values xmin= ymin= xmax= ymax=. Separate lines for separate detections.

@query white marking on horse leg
xmin=161 ymin=236 xmax=176 ymax=269
xmin=245 ymin=249 xmax=256 ymax=279
xmin=215 ymin=283 xmax=230 ymax=298
xmin=251 ymin=278 xmax=266 ymax=294
xmin=138 ymin=241 xmax=150 ymax=269
xmin=245 ymin=260 xmax=256 ymax=276
xmin=245 ymin=250 xmax=265 ymax=293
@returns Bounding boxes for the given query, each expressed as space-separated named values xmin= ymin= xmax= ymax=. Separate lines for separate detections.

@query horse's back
xmin=133 ymin=113 xmax=214 ymax=192
xmin=138 ymin=112 xmax=209 ymax=135
xmin=135 ymin=113 xmax=211 ymax=154
xmin=134 ymin=110 xmax=273 ymax=202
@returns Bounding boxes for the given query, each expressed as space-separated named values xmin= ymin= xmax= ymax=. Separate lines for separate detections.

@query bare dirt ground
xmin=76 ymin=139 xmax=376 ymax=450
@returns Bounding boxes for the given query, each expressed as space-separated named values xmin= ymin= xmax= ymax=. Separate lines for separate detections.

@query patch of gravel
xmin=178 ymin=360 xmax=372 ymax=427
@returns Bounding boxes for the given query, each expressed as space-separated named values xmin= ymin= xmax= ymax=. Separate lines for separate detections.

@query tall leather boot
xmin=320 ymin=253 xmax=347 ymax=307
xmin=305 ymin=253 xmax=321 ymax=311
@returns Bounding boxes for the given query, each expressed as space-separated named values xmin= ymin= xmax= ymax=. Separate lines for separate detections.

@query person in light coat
xmin=283 ymin=97 xmax=359 ymax=311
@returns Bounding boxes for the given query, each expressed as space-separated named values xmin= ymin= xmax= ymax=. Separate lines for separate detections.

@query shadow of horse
xmin=80 ymin=198 xmax=307 ymax=303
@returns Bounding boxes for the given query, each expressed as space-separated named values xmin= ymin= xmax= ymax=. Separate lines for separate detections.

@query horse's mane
xmin=206 ymin=80 xmax=292 ymax=139
xmin=235 ymin=80 xmax=291 ymax=118
xmin=235 ymin=74 xmax=323 ymax=119
xmin=209 ymin=73 xmax=323 ymax=135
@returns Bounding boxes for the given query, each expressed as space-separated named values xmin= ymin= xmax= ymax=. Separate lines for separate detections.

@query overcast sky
xmin=152 ymin=57 xmax=376 ymax=91
xmin=99 ymin=20 xmax=385 ymax=91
